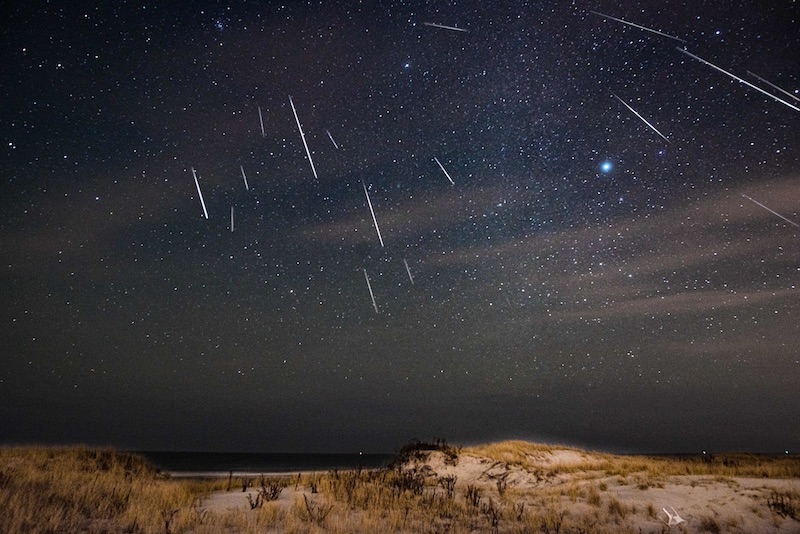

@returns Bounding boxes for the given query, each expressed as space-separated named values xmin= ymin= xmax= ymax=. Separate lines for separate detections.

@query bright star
xmin=600 ymin=161 xmax=613 ymax=173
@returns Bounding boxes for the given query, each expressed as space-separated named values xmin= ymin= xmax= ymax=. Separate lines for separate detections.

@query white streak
xmin=363 ymin=268 xmax=379 ymax=314
xmin=433 ymin=157 xmax=455 ymax=185
xmin=590 ymin=10 xmax=686 ymax=43
xmin=326 ymin=129 xmax=340 ymax=149
xmin=741 ymin=194 xmax=800 ymax=228
xmin=240 ymin=165 xmax=249 ymax=190
xmin=191 ymin=167 xmax=209 ymax=219
xmin=423 ymin=21 xmax=468 ymax=33
xmin=610 ymin=91 xmax=671 ymax=144
xmin=230 ymin=206 xmax=234 ymax=232
xmin=288 ymin=96 xmax=319 ymax=179
xmin=403 ymin=259 xmax=414 ymax=285
xmin=677 ymin=48 xmax=800 ymax=112
xmin=362 ymin=181 xmax=384 ymax=247
xmin=746 ymin=71 xmax=800 ymax=103
xmin=258 ymin=106 xmax=266 ymax=138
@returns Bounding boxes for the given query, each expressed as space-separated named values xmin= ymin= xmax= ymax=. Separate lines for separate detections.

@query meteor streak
xmin=433 ymin=157 xmax=455 ymax=185
xmin=590 ymin=10 xmax=686 ymax=43
xmin=257 ymin=106 xmax=266 ymax=138
xmin=230 ymin=206 xmax=234 ymax=232
xmin=746 ymin=71 xmax=800 ymax=103
xmin=362 ymin=181 xmax=384 ymax=247
xmin=422 ymin=21 xmax=468 ymax=32
xmin=610 ymin=91 xmax=671 ymax=143
xmin=326 ymin=129 xmax=340 ymax=149
xmin=288 ymin=96 xmax=319 ymax=179
xmin=191 ymin=167 xmax=209 ymax=219
xmin=363 ymin=268 xmax=379 ymax=314
xmin=240 ymin=165 xmax=249 ymax=190
xmin=741 ymin=194 xmax=799 ymax=228
xmin=403 ymin=259 xmax=414 ymax=285
xmin=677 ymin=48 xmax=800 ymax=112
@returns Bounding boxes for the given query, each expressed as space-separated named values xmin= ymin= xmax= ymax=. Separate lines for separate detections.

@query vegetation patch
xmin=389 ymin=438 xmax=460 ymax=467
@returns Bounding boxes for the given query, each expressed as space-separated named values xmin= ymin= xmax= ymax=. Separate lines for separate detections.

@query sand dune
xmin=198 ymin=441 xmax=800 ymax=533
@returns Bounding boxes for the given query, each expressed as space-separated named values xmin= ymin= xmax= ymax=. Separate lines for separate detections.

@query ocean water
xmin=138 ymin=451 xmax=394 ymax=476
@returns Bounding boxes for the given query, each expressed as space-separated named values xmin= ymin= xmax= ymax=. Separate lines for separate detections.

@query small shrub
xmin=699 ymin=515 xmax=721 ymax=533
xmin=586 ymin=486 xmax=601 ymax=507
xmin=768 ymin=490 xmax=798 ymax=520
xmin=438 ymin=475 xmax=457 ymax=499
xmin=496 ymin=473 xmax=509 ymax=496
xmin=481 ymin=498 xmax=503 ymax=534
xmin=465 ymin=484 xmax=482 ymax=509
xmin=393 ymin=469 xmax=425 ymax=496
xmin=607 ymin=497 xmax=627 ymax=519
xmin=299 ymin=494 xmax=333 ymax=524
xmin=160 ymin=508 xmax=178 ymax=534
xmin=246 ymin=492 xmax=262 ymax=509
xmin=259 ymin=478 xmax=285 ymax=502
xmin=540 ymin=508 xmax=568 ymax=534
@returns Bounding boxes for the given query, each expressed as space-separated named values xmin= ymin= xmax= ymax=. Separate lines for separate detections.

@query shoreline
xmin=166 ymin=469 xmax=334 ymax=479
xmin=138 ymin=450 xmax=394 ymax=476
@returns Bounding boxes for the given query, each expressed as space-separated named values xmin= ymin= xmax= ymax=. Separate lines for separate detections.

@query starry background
xmin=2 ymin=1 xmax=799 ymax=454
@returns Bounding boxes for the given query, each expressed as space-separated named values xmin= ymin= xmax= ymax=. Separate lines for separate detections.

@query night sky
xmin=2 ymin=1 xmax=799 ymax=454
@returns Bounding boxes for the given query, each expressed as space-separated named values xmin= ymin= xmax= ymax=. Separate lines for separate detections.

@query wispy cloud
xmin=557 ymin=287 xmax=796 ymax=322
xmin=298 ymin=184 xmax=507 ymax=246
xmin=417 ymin=175 xmax=799 ymax=321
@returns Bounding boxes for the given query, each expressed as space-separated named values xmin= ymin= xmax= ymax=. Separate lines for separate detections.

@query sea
xmin=137 ymin=451 xmax=395 ymax=478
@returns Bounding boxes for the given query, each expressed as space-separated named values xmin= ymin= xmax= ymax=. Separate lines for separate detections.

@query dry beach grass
xmin=2 ymin=441 xmax=799 ymax=533
xmin=0 ymin=446 xmax=222 ymax=533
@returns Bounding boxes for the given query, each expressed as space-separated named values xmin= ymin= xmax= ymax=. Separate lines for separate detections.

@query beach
xmin=2 ymin=441 xmax=799 ymax=533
